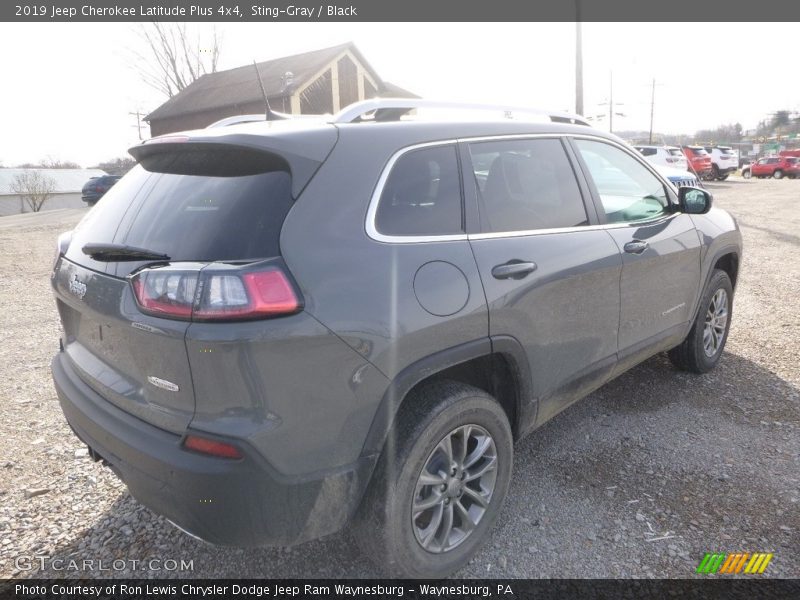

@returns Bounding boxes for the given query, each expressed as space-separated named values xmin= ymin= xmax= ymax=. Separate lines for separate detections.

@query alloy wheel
xmin=411 ymin=424 xmax=498 ymax=553
xmin=703 ymin=288 xmax=729 ymax=357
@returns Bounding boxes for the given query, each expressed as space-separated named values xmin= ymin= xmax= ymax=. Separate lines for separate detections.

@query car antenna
xmin=253 ymin=60 xmax=287 ymax=121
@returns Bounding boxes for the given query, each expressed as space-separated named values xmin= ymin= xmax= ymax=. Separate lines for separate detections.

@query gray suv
xmin=50 ymin=99 xmax=742 ymax=578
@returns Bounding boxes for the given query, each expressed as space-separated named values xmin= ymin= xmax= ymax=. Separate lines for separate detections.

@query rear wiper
xmin=82 ymin=243 xmax=170 ymax=262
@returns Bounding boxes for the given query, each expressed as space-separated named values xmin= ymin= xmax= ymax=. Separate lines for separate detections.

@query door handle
xmin=491 ymin=261 xmax=537 ymax=280
xmin=623 ymin=240 xmax=649 ymax=255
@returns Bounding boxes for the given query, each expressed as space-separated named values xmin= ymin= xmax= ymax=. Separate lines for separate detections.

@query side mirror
xmin=678 ymin=187 xmax=713 ymax=214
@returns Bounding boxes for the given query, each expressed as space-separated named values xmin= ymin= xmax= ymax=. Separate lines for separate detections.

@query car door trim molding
xmin=365 ymin=133 xmax=683 ymax=245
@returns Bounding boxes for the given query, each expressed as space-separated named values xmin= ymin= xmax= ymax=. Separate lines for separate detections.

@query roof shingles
xmin=146 ymin=42 xmax=383 ymax=121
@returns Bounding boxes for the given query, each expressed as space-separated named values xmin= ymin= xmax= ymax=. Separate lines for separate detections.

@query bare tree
xmin=94 ymin=157 xmax=136 ymax=176
xmin=132 ymin=23 xmax=221 ymax=98
xmin=11 ymin=171 xmax=56 ymax=213
xmin=16 ymin=157 xmax=81 ymax=169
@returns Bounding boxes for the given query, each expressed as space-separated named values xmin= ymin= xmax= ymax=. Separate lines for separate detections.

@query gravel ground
xmin=0 ymin=179 xmax=797 ymax=579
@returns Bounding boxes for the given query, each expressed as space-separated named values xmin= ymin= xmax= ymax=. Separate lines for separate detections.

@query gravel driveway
xmin=0 ymin=179 xmax=797 ymax=579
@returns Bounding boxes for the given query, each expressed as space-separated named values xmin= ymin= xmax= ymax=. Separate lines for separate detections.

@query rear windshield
xmin=687 ymin=147 xmax=709 ymax=156
xmin=124 ymin=170 xmax=291 ymax=261
xmin=667 ymin=148 xmax=684 ymax=156
xmin=66 ymin=161 xmax=293 ymax=272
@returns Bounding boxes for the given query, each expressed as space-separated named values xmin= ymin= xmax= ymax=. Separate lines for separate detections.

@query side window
xmin=574 ymin=139 xmax=670 ymax=224
xmin=638 ymin=147 xmax=656 ymax=157
xmin=375 ymin=145 xmax=462 ymax=236
xmin=468 ymin=138 xmax=588 ymax=233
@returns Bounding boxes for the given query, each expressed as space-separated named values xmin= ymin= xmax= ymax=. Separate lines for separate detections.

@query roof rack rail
xmin=332 ymin=98 xmax=591 ymax=127
xmin=207 ymin=114 xmax=267 ymax=128
xmin=207 ymin=111 xmax=331 ymax=128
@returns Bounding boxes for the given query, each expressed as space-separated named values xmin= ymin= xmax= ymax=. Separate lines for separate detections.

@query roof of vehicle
xmin=654 ymin=165 xmax=696 ymax=179
xmin=136 ymin=99 xmax=617 ymax=150
xmin=130 ymin=100 xmax=630 ymax=196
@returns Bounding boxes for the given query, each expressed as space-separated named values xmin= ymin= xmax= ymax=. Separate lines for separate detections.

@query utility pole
xmin=129 ymin=110 xmax=145 ymax=140
xmin=648 ymin=79 xmax=655 ymax=143
xmin=599 ymin=71 xmax=626 ymax=134
xmin=609 ymin=71 xmax=613 ymax=133
xmin=575 ymin=15 xmax=583 ymax=115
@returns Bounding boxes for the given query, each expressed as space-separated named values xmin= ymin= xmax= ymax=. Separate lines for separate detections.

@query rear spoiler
xmin=129 ymin=127 xmax=337 ymax=199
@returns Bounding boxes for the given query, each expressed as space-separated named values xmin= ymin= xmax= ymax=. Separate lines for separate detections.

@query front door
xmin=570 ymin=138 xmax=702 ymax=372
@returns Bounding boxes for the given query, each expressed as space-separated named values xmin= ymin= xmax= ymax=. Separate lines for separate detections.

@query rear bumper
xmin=51 ymin=352 xmax=375 ymax=547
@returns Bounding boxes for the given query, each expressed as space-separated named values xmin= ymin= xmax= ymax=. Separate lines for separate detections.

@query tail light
xmin=53 ymin=231 xmax=73 ymax=269
xmin=131 ymin=263 xmax=301 ymax=322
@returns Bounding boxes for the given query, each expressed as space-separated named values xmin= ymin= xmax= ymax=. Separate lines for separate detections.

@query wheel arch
xmin=360 ymin=337 xmax=532 ymax=458
xmin=690 ymin=245 xmax=740 ymax=325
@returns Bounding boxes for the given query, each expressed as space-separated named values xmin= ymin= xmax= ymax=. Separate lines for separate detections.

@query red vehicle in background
xmin=779 ymin=149 xmax=800 ymax=158
xmin=744 ymin=156 xmax=800 ymax=179
xmin=682 ymin=146 xmax=713 ymax=178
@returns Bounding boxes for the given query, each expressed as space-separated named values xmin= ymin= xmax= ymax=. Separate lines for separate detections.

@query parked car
xmin=681 ymin=146 xmax=713 ymax=178
xmin=81 ymin=175 xmax=121 ymax=205
xmin=743 ymin=156 xmax=800 ymax=179
xmin=654 ymin=165 xmax=701 ymax=189
xmin=703 ymin=146 xmax=738 ymax=181
xmin=634 ymin=145 xmax=689 ymax=170
xmin=50 ymin=99 xmax=742 ymax=578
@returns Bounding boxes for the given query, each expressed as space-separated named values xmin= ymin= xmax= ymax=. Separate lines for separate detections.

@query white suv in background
xmin=703 ymin=146 xmax=739 ymax=181
xmin=634 ymin=145 xmax=689 ymax=170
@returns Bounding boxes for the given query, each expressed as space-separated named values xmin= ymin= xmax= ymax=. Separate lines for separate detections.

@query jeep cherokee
xmin=51 ymin=99 xmax=742 ymax=578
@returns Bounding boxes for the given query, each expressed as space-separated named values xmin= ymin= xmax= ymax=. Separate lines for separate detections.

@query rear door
xmin=464 ymin=136 xmax=622 ymax=426
xmin=570 ymin=138 xmax=702 ymax=371
xmin=54 ymin=151 xmax=297 ymax=433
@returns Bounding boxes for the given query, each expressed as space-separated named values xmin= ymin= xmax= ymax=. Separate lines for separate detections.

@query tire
xmin=668 ymin=269 xmax=733 ymax=374
xmin=711 ymin=165 xmax=720 ymax=180
xmin=742 ymin=169 xmax=751 ymax=179
xmin=773 ymin=169 xmax=783 ymax=179
xmin=353 ymin=380 xmax=513 ymax=578
xmin=718 ymin=174 xmax=729 ymax=181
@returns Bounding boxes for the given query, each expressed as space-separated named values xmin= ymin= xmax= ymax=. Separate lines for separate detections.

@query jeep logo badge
xmin=68 ymin=274 xmax=87 ymax=299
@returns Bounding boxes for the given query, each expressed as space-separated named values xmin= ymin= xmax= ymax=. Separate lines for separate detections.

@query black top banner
xmin=1 ymin=0 xmax=796 ymax=22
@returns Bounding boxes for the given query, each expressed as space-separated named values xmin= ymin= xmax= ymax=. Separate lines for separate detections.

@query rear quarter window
xmin=374 ymin=145 xmax=463 ymax=237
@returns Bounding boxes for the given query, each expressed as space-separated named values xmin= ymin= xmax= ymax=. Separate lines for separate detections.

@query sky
xmin=0 ymin=22 xmax=797 ymax=167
